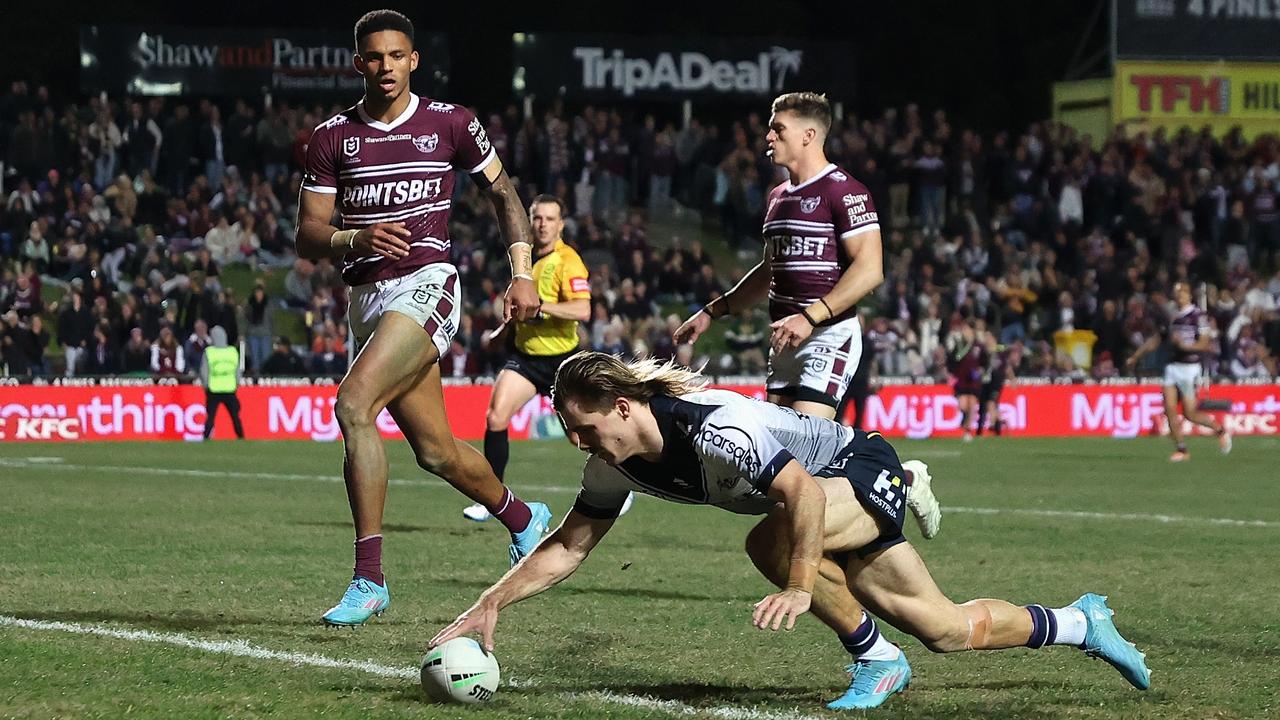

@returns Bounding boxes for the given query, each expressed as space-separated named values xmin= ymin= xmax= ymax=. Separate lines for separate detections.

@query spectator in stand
xmin=440 ymin=337 xmax=480 ymax=378
xmin=151 ymin=325 xmax=185 ymax=377
xmin=184 ymin=318 xmax=212 ymax=373
xmin=57 ymin=290 xmax=93 ymax=376
xmin=261 ymin=336 xmax=306 ymax=376
xmin=83 ymin=322 xmax=119 ymax=375
xmin=243 ymin=283 xmax=274 ymax=374
xmin=121 ymin=327 xmax=151 ymax=374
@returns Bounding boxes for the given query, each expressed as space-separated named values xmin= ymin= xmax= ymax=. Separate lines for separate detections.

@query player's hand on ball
xmin=769 ymin=315 xmax=813 ymax=354
xmin=430 ymin=602 xmax=500 ymax=652
xmin=355 ymin=222 xmax=411 ymax=260
xmin=752 ymin=588 xmax=812 ymax=631
xmin=673 ymin=311 xmax=712 ymax=344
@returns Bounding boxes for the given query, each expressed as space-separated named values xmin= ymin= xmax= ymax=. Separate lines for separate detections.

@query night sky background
xmin=1 ymin=0 xmax=1109 ymax=131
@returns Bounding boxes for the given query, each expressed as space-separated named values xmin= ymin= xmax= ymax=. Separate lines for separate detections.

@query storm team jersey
xmin=516 ymin=240 xmax=591 ymax=356
xmin=1161 ymin=305 xmax=1210 ymax=364
xmin=762 ymin=164 xmax=879 ymax=322
xmin=302 ymin=93 xmax=496 ymax=286
xmin=572 ymin=389 xmax=856 ymax=518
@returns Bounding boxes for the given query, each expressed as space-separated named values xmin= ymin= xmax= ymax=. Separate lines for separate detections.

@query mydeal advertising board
xmin=0 ymin=383 xmax=1276 ymax=442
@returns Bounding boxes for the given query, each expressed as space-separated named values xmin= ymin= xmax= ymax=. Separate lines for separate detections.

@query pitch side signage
xmin=512 ymin=33 xmax=855 ymax=100
xmin=80 ymin=25 xmax=450 ymax=97
xmin=1115 ymin=0 xmax=1280 ymax=61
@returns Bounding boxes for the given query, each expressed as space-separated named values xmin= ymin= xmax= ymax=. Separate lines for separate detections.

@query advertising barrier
xmin=1 ymin=381 xmax=1276 ymax=442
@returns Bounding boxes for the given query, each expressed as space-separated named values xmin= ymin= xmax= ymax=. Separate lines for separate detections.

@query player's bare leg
xmin=466 ymin=369 xmax=540 ymax=522
xmin=1180 ymin=393 xmax=1231 ymax=455
xmin=389 ymin=360 xmax=551 ymax=566
xmin=324 ymin=311 xmax=435 ymax=626
xmin=845 ymin=517 xmax=1150 ymax=689
xmin=1163 ymin=387 xmax=1189 ymax=461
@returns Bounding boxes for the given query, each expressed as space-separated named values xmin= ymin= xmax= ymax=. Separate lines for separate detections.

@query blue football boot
xmin=321 ymin=576 xmax=390 ymax=627
xmin=826 ymin=652 xmax=912 ymax=710
xmin=1071 ymin=592 xmax=1151 ymax=690
xmin=508 ymin=502 xmax=552 ymax=566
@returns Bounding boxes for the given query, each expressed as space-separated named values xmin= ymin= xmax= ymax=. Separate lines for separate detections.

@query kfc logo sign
xmin=0 ymin=417 xmax=82 ymax=440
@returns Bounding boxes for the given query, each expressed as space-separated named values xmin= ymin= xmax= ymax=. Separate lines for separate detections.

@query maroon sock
xmin=354 ymin=535 xmax=384 ymax=586
xmin=489 ymin=488 xmax=533 ymax=533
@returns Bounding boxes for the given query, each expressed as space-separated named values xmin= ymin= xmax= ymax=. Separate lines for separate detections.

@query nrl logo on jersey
xmin=412 ymin=133 xmax=439 ymax=154
xmin=800 ymin=197 xmax=820 ymax=213
xmin=343 ymin=137 xmax=360 ymax=157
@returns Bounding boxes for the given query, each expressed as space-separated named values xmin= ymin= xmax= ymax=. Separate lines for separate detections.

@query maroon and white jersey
xmin=762 ymin=164 xmax=879 ymax=322
xmin=1161 ymin=304 xmax=1210 ymax=364
xmin=302 ymin=94 xmax=497 ymax=286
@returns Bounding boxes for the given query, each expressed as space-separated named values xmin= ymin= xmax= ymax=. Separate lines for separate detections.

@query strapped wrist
xmin=330 ymin=229 xmax=358 ymax=251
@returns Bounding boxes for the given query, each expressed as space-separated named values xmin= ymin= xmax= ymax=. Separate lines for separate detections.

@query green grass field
xmin=2 ymin=436 xmax=1277 ymax=719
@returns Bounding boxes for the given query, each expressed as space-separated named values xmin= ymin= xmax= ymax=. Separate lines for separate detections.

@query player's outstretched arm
xmin=752 ymin=460 xmax=825 ymax=631
xmin=539 ymin=298 xmax=592 ymax=322
xmin=294 ymin=189 xmax=410 ymax=262
xmin=674 ymin=246 xmax=772 ymax=344
xmin=429 ymin=510 xmax=615 ymax=651
xmin=1125 ymin=336 xmax=1160 ymax=371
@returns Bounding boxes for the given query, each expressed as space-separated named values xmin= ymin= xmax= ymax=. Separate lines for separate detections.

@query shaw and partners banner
xmin=0 ymin=382 xmax=1276 ymax=442
xmin=1115 ymin=0 xmax=1280 ymax=61
xmin=80 ymin=25 xmax=449 ymax=97
xmin=1114 ymin=60 xmax=1280 ymax=138
xmin=511 ymin=33 xmax=855 ymax=101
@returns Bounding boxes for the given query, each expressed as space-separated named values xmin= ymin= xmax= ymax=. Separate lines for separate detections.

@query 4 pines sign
xmin=513 ymin=34 xmax=855 ymax=101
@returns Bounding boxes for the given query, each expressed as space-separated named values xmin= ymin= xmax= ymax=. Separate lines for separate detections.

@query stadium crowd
xmin=0 ymin=81 xmax=1277 ymax=382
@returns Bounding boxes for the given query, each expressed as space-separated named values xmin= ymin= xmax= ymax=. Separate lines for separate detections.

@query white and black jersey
xmin=573 ymin=389 xmax=856 ymax=518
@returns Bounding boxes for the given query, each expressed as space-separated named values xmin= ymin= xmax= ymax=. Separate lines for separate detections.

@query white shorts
xmin=767 ymin=316 xmax=862 ymax=409
xmin=1163 ymin=362 xmax=1201 ymax=400
xmin=348 ymin=263 xmax=461 ymax=359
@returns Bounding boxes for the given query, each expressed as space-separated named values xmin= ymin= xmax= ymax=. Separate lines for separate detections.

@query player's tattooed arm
xmin=478 ymin=161 xmax=541 ymax=322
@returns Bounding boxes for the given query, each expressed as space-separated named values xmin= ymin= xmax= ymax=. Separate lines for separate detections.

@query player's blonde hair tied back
xmin=552 ymin=351 xmax=708 ymax=414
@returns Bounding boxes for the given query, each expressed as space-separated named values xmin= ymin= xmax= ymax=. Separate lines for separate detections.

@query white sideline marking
xmin=0 ymin=615 xmax=822 ymax=720
xmin=3 ymin=459 xmax=1276 ymax=529
xmin=947 ymin=506 xmax=1279 ymax=529
xmin=0 ymin=614 xmax=415 ymax=679
xmin=571 ymin=691 xmax=823 ymax=720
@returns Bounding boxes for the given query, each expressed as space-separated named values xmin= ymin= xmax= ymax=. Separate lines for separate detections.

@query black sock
xmin=484 ymin=428 xmax=509 ymax=481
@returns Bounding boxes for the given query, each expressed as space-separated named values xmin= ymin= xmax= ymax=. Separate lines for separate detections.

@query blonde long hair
xmin=552 ymin=351 xmax=708 ymax=414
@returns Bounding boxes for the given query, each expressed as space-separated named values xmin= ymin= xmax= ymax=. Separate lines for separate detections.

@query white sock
xmin=1050 ymin=607 xmax=1088 ymax=646
xmin=859 ymin=633 xmax=901 ymax=662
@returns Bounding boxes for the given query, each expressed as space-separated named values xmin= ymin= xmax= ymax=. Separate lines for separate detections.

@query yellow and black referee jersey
xmin=516 ymin=239 xmax=591 ymax=356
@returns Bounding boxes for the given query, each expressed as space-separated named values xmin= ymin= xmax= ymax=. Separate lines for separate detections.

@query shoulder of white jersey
xmin=314 ymin=107 xmax=357 ymax=133
xmin=418 ymin=97 xmax=463 ymax=115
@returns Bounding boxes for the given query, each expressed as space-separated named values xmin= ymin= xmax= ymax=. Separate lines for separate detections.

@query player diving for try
xmin=295 ymin=9 xmax=551 ymax=627
xmin=430 ymin=352 xmax=1151 ymax=710
xmin=675 ymin=91 xmax=940 ymax=538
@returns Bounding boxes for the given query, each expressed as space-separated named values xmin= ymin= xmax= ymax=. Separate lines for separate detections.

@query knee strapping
xmin=961 ymin=601 xmax=993 ymax=651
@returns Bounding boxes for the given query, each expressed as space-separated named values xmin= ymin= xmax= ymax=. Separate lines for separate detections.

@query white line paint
xmin=0 ymin=615 xmax=821 ymax=720
xmin=570 ymin=691 xmax=824 ymax=720
xmin=0 ymin=614 xmax=416 ymax=680
xmin=948 ymin=506 xmax=1279 ymax=528
xmin=3 ymin=459 xmax=1276 ymax=529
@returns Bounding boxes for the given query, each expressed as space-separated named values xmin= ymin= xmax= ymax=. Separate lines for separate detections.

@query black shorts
xmin=980 ymin=380 xmax=1004 ymax=404
xmin=955 ymin=384 xmax=980 ymax=398
xmin=502 ymin=348 xmax=578 ymax=397
xmin=816 ymin=430 xmax=908 ymax=558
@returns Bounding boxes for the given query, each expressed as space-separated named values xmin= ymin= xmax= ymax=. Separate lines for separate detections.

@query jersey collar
xmin=785 ymin=163 xmax=837 ymax=193
xmin=356 ymin=93 xmax=419 ymax=132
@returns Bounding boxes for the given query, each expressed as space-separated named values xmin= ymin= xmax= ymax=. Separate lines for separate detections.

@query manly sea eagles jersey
xmin=1161 ymin=304 xmax=1210 ymax=364
xmin=572 ymin=389 xmax=857 ymax=519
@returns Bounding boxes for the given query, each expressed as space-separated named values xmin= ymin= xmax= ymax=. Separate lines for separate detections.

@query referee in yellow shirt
xmin=464 ymin=195 xmax=591 ymax=521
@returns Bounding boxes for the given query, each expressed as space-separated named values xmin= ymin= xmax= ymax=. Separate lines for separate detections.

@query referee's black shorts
xmin=502 ymin=348 xmax=579 ymax=397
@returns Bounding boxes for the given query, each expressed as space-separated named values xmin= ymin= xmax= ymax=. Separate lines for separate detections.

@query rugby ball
xmin=420 ymin=637 xmax=500 ymax=703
